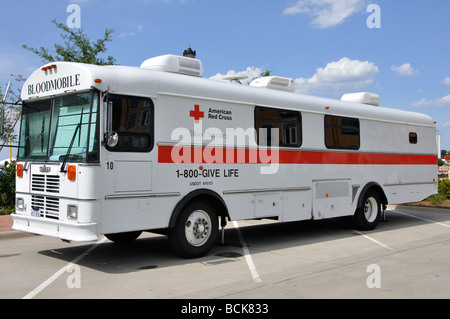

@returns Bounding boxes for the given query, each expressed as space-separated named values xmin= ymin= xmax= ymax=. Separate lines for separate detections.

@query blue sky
xmin=1 ymin=0 xmax=449 ymax=158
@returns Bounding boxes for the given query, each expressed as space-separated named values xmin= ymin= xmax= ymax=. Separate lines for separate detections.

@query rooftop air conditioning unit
xmin=140 ymin=54 xmax=203 ymax=77
xmin=341 ymin=92 xmax=380 ymax=106
xmin=249 ymin=76 xmax=295 ymax=93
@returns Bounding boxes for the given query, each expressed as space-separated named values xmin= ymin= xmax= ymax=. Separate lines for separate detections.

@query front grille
xmin=31 ymin=173 xmax=61 ymax=220
xmin=32 ymin=174 xmax=60 ymax=193
xmin=31 ymin=195 xmax=60 ymax=220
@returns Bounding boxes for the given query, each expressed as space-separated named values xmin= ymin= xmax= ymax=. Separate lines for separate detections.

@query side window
xmin=255 ymin=106 xmax=302 ymax=147
xmin=325 ymin=115 xmax=360 ymax=150
xmin=409 ymin=132 xmax=418 ymax=144
xmin=107 ymin=95 xmax=154 ymax=152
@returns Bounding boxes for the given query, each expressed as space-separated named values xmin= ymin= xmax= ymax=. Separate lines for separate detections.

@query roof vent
xmin=140 ymin=54 xmax=203 ymax=77
xmin=341 ymin=92 xmax=380 ymax=106
xmin=249 ymin=76 xmax=295 ymax=92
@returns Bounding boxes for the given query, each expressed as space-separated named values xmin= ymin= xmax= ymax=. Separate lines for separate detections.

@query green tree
xmin=260 ymin=70 xmax=273 ymax=77
xmin=0 ymin=161 xmax=16 ymax=211
xmin=23 ymin=19 xmax=116 ymax=65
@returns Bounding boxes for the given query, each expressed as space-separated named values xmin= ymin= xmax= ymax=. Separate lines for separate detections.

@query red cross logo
xmin=190 ymin=105 xmax=204 ymax=123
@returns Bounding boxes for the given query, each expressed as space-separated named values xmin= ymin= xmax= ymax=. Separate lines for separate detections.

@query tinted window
xmin=106 ymin=95 xmax=154 ymax=152
xmin=325 ymin=115 xmax=360 ymax=150
xmin=409 ymin=132 xmax=418 ymax=144
xmin=18 ymin=92 xmax=99 ymax=163
xmin=255 ymin=107 xmax=302 ymax=147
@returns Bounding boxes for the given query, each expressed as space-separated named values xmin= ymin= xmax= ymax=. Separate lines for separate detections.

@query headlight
xmin=16 ymin=198 xmax=25 ymax=211
xmin=67 ymin=205 xmax=78 ymax=220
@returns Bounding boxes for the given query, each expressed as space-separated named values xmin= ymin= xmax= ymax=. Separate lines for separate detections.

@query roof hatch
xmin=341 ymin=92 xmax=380 ymax=106
xmin=249 ymin=76 xmax=295 ymax=92
xmin=140 ymin=54 xmax=203 ymax=77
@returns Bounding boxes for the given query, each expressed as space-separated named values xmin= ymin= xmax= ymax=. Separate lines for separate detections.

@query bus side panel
xmin=99 ymin=197 xmax=176 ymax=235
xmin=223 ymin=189 xmax=312 ymax=223
xmin=312 ymin=179 xmax=352 ymax=220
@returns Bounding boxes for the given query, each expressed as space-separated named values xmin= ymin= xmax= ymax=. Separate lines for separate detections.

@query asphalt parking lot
xmin=1 ymin=205 xmax=449 ymax=300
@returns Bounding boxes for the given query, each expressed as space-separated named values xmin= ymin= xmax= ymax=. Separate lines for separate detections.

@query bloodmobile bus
xmin=9 ymin=53 xmax=438 ymax=258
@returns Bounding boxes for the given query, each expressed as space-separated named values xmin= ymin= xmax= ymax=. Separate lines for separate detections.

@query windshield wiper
xmin=23 ymin=117 xmax=45 ymax=171
xmin=23 ymin=132 xmax=43 ymax=172
xmin=60 ymin=123 xmax=81 ymax=173
xmin=60 ymin=108 xmax=85 ymax=172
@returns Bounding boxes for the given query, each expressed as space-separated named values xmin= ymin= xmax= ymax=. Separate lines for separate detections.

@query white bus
xmin=11 ymin=54 xmax=438 ymax=258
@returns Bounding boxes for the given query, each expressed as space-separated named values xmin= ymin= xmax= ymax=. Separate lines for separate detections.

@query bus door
xmin=101 ymin=94 xmax=154 ymax=233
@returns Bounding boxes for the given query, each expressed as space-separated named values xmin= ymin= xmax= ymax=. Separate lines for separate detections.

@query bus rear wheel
xmin=353 ymin=190 xmax=381 ymax=231
xmin=169 ymin=201 xmax=218 ymax=259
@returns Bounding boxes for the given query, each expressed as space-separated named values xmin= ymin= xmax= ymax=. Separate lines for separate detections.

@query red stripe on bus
xmin=158 ymin=145 xmax=437 ymax=165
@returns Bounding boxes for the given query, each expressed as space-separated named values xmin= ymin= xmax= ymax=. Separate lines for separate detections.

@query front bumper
xmin=12 ymin=214 xmax=99 ymax=242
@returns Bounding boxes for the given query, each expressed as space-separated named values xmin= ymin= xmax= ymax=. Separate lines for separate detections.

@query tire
xmin=105 ymin=231 xmax=142 ymax=244
xmin=353 ymin=190 xmax=381 ymax=231
xmin=168 ymin=201 xmax=219 ymax=259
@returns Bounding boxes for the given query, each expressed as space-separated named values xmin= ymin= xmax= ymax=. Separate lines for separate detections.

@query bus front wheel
xmin=168 ymin=201 xmax=219 ymax=258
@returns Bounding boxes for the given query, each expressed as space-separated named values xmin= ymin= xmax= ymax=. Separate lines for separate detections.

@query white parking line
xmin=232 ymin=221 xmax=262 ymax=283
xmin=391 ymin=210 xmax=450 ymax=228
xmin=331 ymin=218 xmax=393 ymax=250
xmin=353 ymin=209 xmax=450 ymax=251
xmin=23 ymin=237 xmax=107 ymax=299
xmin=353 ymin=230 xmax=393 ymax=250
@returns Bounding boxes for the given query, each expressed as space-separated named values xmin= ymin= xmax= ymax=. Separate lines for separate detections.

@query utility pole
xmin=0 ymin=81 xmax=10 ymax=135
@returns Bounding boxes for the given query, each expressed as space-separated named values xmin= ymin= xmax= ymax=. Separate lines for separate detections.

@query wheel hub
xmin=185 ymin=211 xmax=211 ymax=246
xmin=364 ymin=197 xmax=378 ymax=223
xmin=193 ymin=218 xmax=208 ymax=238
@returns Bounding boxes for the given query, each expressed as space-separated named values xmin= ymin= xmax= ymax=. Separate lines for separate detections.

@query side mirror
xmin=106 ymin=131 xmax=119 ymax=148
xmin=103 ymin=94 xmax=118 ymax=148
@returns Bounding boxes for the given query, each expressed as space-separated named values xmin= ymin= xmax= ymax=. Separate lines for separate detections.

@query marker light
xmin=67 ymin=165 xmax=76 ymax=181
xmin=41 ymin=65 xmax=57 ymax=71
xmin=16 ymin=164 xmax=23 ymax=178
xmin=94 ymin=78 xmax=102 ymax=83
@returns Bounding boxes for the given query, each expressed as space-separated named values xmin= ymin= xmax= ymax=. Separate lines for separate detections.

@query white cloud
xmin=118 ymin=25 xmax=143 ymax=38
xmin=444 ymin=121 xmax=450 ymax=128
xmin=283 ymin=0 xmax=368 ymax=28
xmin=411 ymin=94 xmax=450 ymax=108
xmin=391 ymin=63 xmax=418 ymax=77
xmin=443 ymin=77 xmax=450 ymax=85
xmin=212 ymin=58 xmax=380 ymax=96
xmin=294 ymin=57 xmax=379 ymax=94
xmin=209 ymin=67 xmax=263 ymax=85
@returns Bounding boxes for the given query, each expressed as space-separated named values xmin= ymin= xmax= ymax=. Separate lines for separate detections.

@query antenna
xmin=222 ymin=75 xmax=248 ymax=85
xmin=2 ymin=81 xmax=11 ymax=102
xmin=183 ymin=44 xmax=196 ymax=59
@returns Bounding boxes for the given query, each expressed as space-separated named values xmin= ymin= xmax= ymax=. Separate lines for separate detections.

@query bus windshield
xmin=18 ymin=91 xmax=99 ymax=163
